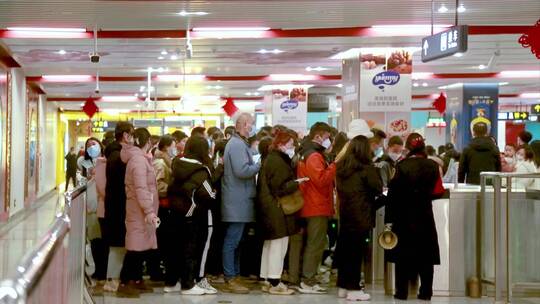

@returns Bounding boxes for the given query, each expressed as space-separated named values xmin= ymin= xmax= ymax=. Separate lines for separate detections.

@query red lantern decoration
xmin=519 ymin=19 xmax=540 ymax=60
xmin=222 ymin=97 xmax=240 ymax=120
xmin=82 ymin=98 xmax=99 ymax=119
xmin=432 ymin=92 xmax=446 ymax=115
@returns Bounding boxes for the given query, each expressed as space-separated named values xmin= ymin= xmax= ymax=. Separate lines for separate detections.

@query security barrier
xmin=0 ymin=181 xmax=92 ymax=304
xmin=480 ymin=172 xmax=540 ymax=304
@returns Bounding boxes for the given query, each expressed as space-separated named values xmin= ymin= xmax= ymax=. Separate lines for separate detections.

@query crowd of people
xmin=63 ymin=113 xmax=539 ymax=301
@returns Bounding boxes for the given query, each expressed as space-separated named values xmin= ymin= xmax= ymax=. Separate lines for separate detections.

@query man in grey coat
xmin=221 ymin=112 xmax=261 ymax=293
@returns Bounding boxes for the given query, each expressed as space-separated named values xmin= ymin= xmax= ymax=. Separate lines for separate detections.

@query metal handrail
xmin=0 ymin=184 xmax=87 ymax=304
xmin=479 ymin=171 xmax=540 ymax=304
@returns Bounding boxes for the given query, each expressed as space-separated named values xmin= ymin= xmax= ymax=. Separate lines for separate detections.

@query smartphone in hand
xmin=295 ymin=177 xmax=310 ymax=184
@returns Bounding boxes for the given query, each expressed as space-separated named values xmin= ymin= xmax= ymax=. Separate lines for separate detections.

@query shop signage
xmin=498 ymin=112 xmax=529 ymax=121
xmin=531 ymin=104 xmax=540 ymax=114
xmin=421 ymin=25 xmax=468 ymax=62
xmin=272 ymin=87 xmax=308 ymax=132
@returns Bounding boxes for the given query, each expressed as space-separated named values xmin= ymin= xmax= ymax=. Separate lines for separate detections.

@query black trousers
xmin=336 ymin=230 xmax=368 ymax=290
xmin=90 ymin=218 xmax=109 ymax=280
xmin=65 ymin=172 xmax=77 ymax=191
xmin=181 ymin=213 xmax=208 ymax=289
xmin=395 ymin=262 xmax=434 ymax=299
xmin=164 ymin=210 xmax=184 ymax=287
xmin=120 ymin=250 xmax=149 ymax=283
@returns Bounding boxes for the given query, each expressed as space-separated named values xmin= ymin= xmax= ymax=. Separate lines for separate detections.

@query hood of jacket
xmin=174 ymin=157 xmax=211 ymax=182
xmin=154 ymin=149 xmax=172 ymax=168
xmin=470 ymin=137 xmax=498 ymax=153
xmin=299 ymin=140 xmax=326 ymax=160
xmin=104 ymin=141 xmax=122 ymax=159
xmin=120 ymin=144 xmax=147 ymax=164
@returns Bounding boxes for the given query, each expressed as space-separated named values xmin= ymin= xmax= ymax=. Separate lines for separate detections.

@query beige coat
xmin=153 ymin=149 xmax=172 ymax=198
xmin=121 ymin=145 xmax=159 ymax=251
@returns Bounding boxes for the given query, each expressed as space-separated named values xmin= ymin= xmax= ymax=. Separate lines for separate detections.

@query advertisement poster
xmin=359 ymin=112 xmax=385 ymax=131
xmin=359 ymin=50 xmax=412 ymax=112
xmin=271 ymin=87 xmax=308 ymax=133
xmin=445 ymin=87 xmax=464 ymax=150
xmin=25 ymin=88 xmax=39 ymax=205
xmin=0 ymin=68 xmax=7 ymax=219
xmin=465 ymin=84 xmax=498 ymax=144
xmin=385 ymin=112 xmax=411 ymax=139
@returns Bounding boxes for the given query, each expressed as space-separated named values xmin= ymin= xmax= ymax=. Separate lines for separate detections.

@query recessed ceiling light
xmin=245 ymin=92 xmax=253 ymax=96
xmin=161 ymin=50 xmax=168 ymax=55
xmin=258 ymin=49 xmax=283 ymax=54
xmin=478 ymin=64 xmax=487 ymax=70
xmin=134 ymin=93 xmax=139 ymax=97
xmin=58 ymin=49 xmax=66 ymax=55
xmin=413 ymin=82 xmax=420 ymax=87
xmin=422 ymin=82 xmax=428 ymax=87
xmin=457 ymin=4 xmax=466 ymax=13
xmin=335 ymin=84 xmax=343 ymax=88
xmin=142 ymin=92 xmax=147 ymax=97
xmin=499 ymin=82 xmax=509 ymax=86
xmin=135 ymin=104 xmax=141 ymax=108
xmin=454 ymin=52 xmax=463 ymax=57
xmin=177 ymin=10 xmax=209 ymax=16
xmin=438 ymin=4 xmax=449 ymax=13
xmin=158 ymin=56 xmax=164 ymax=60
xmin=306 ymin=66 xmax=329 ymax=72
xmin=253 ymin=92 xmax=261 ymax=96
xmin=170 ymin=55 xmax=178 ymax=60
xmin=80 ymin=103 xmax=84 ymax=106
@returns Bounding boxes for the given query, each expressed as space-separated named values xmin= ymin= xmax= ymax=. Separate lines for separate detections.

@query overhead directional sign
xmin=421 ymin=25 xmax=468 ymax=62
xmin=498 ymin=111 xmax=529 ymax=121
xmin=531 ymin=104 xmax=540 ymax=114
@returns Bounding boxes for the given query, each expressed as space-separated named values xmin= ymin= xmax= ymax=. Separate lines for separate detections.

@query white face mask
xmin=374 ymin=147 xmax=384 ymax=158
xmin=516 ymin=155 xmax=525 ymax=162
xmin=168 ymin=147 xmax=177 ymax=157
xmin=285 ymin=148 xmax=295 ymax=159
xmin=505 ymin=157 xmax=514 ymax=165
xmin=321 ymin=138 xmax=332 ymax=149
xmin=388 ymin=152 xmax=401 ymax=162
xmin=87 ymin=144 xmax=101 ymax=159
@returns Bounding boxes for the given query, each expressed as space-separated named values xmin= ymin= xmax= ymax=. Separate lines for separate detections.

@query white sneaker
xmin=261 ymin=281 xmax=271 ymax=293
xmin=269 ymin=282 xmax=295 ymax=295
xmin=338 ymin=288 xmax=348 ymax=298
xmin=163 ymin=282 xmax=181 ymax=293
xmin=182 ymin=284 xmax=206 ymax=296
xmin=346 ymin=290 xmax=371 ymax=301
xmin=197 ymin=278 xmax=218 ymax=294
xmin=103 ymin=279 xmax=119 ymax=292
xmin=299 ymin=282 xmax=327 ymax=294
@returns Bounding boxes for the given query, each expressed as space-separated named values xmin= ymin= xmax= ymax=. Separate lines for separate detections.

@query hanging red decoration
xmin=222 ymin=97 xmax=240 ymax=120
xmin=518 ymin=19 xmax=540 ymax=60
xmin=432 ymin=92 xmax=446 ymax=115
xmin=82 ymin=98 xmax=99 ymax=119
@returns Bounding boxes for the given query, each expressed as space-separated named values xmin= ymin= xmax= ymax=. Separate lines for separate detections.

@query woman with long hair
xmin=257 ymin=131 xmax=303 ymax=295
xmin=386 ymin=133 xmax=445 ymax=301
xmin=335 ymin=135 xmax=383 ymax=301
xmin=119 ymin=128 xmax=160 ymax=292
xmin=166 ymin=136 xmax=218 ymax=295
xmin=77 ymin=137 xmax=104 ymax=178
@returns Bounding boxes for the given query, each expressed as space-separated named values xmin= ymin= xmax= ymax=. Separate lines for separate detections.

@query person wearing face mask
xmin=221 ymin=112 xmax=261 ymax=294
xmin=376 ymin=136 xmax=404 ymax=187
xmin=296 ymin=122 xmax=336 ymax=294
xmin=171 ymin=130 xmax=188 ymax=158
xmin=370 ymin=128 xmax=387 ymax=161
xmin=151 ymin=135 xmax=176 ymax=282
xmin=77 ymin=137 xmax=103 ymax=178
xmin=513 ymin=146 xmax=537 ymax=188
xmin=103 ymin=122 xmax=140 ymax=297
xmin=256 ymin=131 xmax=301 ymax=295
xmin=119 ymin=128 xmax=160 ymax=294
xmin=502 ymin=143 xmax=517 ymax=172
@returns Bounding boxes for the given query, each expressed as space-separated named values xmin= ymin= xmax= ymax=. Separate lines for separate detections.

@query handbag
xmin=277 ymin=190 xmax=304 ymax=215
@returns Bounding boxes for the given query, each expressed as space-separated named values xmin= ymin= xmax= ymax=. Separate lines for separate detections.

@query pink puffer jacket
xmin=120 ymin=144 xmax=159 ymax=251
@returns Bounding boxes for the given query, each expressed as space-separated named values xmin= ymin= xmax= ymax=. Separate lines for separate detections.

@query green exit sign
xmin=532 ymin=104 xmax=540 ymax=114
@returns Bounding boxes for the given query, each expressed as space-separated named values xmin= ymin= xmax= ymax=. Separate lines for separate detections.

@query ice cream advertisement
xmin=272 ymin=87 xmax=308 ymax=132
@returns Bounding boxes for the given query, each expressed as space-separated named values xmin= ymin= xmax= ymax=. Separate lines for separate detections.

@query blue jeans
xmin=222 ymin=222 xmax=246 ymax=279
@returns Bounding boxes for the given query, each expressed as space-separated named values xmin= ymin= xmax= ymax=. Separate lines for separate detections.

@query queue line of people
xmin=69 ymin=114 xmax=539 ymax=302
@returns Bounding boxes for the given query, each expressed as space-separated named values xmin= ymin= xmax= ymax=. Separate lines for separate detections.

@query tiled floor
xmin=94 ymin=285 xmax=540 ymax=304
xmin=0 ymin=191 xmax=61 ymax=279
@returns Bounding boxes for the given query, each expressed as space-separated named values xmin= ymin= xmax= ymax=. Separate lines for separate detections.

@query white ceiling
xmin=0 ymin=0 xmax=539 ymax=111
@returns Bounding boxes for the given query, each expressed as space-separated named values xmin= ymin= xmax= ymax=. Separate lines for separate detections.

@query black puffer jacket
xmin=168 ymin=157 xmax=216 ymax=217
xmin=103 ymin=141 xmax=127 ymax=247
xmin=336 ymin=164 xmax=383 ymax=234
xmin=458 ymin=137 xmax=501 ymax=184
xmin=256 ymin=150 xmax=300 ymax=240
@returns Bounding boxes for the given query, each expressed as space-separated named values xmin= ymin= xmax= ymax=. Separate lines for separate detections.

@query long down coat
xmin=256 ymin=150 xmax=300 ymax=240
xmin=121 ymin=145 xmax=160 ymax=252
xmin=386 ymin=156 xmax=444 ymax=265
